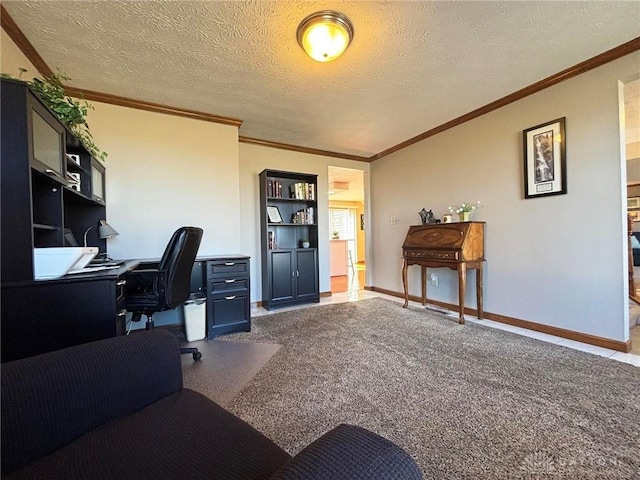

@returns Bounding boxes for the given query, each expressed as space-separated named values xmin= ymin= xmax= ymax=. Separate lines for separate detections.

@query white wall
xmin=238 ymin=143 xmax=370 ymax=302
xmin=85 ymin=103 xmax=241 ymax=260
xmin=370 ymin=52 xmax=640 ymax=343
xmin=0 ymin=28 xmax=38 ymax=79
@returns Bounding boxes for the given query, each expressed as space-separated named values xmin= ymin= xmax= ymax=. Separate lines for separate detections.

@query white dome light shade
xmin=297 ymin=11 xmax=354 ymax=63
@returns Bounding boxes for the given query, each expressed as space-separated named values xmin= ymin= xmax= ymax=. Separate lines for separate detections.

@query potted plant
xmin=1 ymin=69 xmax=107 ymax=161
xmin=448 ymin=201 xmax=481 ymax=222
xmin=301 ymin=238 xmax=310 ymax=248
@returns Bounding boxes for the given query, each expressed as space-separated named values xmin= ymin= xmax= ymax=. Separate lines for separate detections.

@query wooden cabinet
xmin=401 ymin=222 xmax=485 ymax=324
xmin=259 ymin=169 xmax=319 ymax=309
xmin=1 ymin=78 xmax=108 ymax=283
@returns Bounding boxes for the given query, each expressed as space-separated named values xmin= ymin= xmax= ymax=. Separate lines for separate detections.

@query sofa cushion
xmin=4 ymin=389 xmax=291 ymax=480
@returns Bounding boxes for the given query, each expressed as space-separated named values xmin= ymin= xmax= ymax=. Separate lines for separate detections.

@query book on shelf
xmin=290 ymin=207 xmax=315 ymax=224
xmin=289 ymin=182 xmax=315 ymax=200
xmin=267 ymin=180 xmax=283 ymax=198
xmin=268 ymin=231 xmax=276 ymax=250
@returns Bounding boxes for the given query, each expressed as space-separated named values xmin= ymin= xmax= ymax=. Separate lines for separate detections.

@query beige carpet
xmin=220 ymin=298 xmax=640 ymax=479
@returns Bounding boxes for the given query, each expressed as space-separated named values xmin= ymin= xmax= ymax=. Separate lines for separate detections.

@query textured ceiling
xmin=2 ymin=1 xmax=640 ymax=158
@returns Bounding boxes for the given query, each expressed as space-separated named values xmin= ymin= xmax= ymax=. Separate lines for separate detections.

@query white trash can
xmin=183 ymin=294 xmax=206 ymax=342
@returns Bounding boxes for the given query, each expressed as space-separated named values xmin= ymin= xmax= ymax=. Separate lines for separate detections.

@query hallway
xmin=330 ymin=262 xmax=365 ymax=295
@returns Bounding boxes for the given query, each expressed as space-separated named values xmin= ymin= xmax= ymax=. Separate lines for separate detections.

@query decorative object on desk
xmin=418 ymin=208 xmax=429 ymax=224
xmin=523 ymin=117 xmax=566 ymax=199
xmin=418 ymin=208 xmax=441 ymax=224
xmin=301 ymin=239 xmax=310 ymax=248
xmin=442 ymin=214 xmax=453 ymax=224
xmin=266 ymin=205 xmax=283 ymax=223
xmin=1 ymin=69 xmax=108 ymax=161
xmin=448 ymin=201 xmax=481 ymax=222
xmin=83 ymin=220 xmax=119 ymax=247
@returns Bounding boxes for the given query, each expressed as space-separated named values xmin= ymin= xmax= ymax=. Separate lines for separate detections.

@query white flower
xmin=449 ymin=201 xmax=481 ymax=214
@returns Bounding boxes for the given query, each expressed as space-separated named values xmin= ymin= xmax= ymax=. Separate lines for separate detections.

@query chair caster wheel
xmin=193 ymin=351 xmax=202 ymax=361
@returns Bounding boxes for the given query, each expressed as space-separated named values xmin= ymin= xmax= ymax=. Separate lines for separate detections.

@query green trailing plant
xmin=1 ymin=69 xmax=107 ymax=161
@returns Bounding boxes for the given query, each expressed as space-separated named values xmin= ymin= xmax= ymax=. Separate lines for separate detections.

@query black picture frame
xmin=523 ymin=117 xmax=566 ymax=199
xmin=267 ymin=206 xmax=283 ymax=223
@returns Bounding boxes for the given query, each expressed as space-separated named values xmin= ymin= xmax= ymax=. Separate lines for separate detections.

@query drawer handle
xmin=117 ymin=309 xmax=127 ymax=317
xmin=224 ymin=279 xmax=236 ymax=283
xmin=225 ymin=295 xmax=237 ymax=300
xmin=45 ymin=169 xmax=62 ymax=179
xmin=116 ymin=280 xmax=127 ymax=286
xmin=224 ymin=262 xmax=235 ymax=266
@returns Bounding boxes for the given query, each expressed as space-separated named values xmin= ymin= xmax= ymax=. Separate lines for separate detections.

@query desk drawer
xmin=208 ymin=294 xmax=249 ymax=327
xmin=207 ymin=260 xmax=249 ymax=277
xmin=405 ymin=249 xmax=459 ymax=261
xmin=209 ymin=277 xmax=249 ymax=294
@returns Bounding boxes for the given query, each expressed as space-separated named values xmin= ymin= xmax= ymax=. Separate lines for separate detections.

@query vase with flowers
xmin=449 ymin=201 xmax=481 ymax=222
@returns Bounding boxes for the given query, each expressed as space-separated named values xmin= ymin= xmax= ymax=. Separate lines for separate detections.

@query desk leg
xmin=476 ymin=266 xmax=484 ymax=319
xmin=402 ymin=259 xmax=409 ymax=308
xmin=421 ymin=266 xmax=427 ymax=306
xmin=457 ymin=264 xmax=466 ymax=324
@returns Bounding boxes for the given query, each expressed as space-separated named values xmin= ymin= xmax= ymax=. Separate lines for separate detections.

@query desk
xmin=1 ymin=256 xmax=251 ymax=363
xmin=401 ymin=222 xmax=485 ymax=324
xmin=1 ymin=261 xmax=139 ymax=363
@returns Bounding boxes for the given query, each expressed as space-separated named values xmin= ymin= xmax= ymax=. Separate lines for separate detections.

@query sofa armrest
xmin=1 ymin=330 xmax=182 ymax=475
xmin=269 ymin=424 xmax=423 ymax=480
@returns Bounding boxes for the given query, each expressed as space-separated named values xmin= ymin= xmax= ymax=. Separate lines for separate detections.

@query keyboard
xmin=88 ymin=259 xmax=124 ymax=267
xmin=67 ymin=264 xmax=122 ymax=274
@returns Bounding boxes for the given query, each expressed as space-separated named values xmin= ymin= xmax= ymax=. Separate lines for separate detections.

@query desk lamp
xmin=83 ymin=220 xmax=119 ymax=247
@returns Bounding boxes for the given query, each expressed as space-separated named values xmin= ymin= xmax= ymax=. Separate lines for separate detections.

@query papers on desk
xmin=66 ymin=265 xmax=122 ymax=275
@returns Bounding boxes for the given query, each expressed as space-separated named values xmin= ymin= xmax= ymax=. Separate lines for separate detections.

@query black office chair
xmin=123 ymin=226 xmax=204 ymax=360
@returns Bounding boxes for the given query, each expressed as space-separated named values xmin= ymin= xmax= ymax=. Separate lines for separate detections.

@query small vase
xmin=458 ymin=212 xmax=470 ymax=222
xmin=302 ymin=241 xmax=310 ymax=248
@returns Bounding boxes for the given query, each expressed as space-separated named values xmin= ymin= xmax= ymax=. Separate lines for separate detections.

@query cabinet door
xmin=296 ymin=249 xmax=318 ymax=299
xmin=270 ymin=250 xmax=295 ymax=302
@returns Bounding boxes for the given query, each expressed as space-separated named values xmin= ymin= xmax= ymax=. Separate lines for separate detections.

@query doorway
xmin=328 ymin=166 xmax=366 ymax=294
xmin=622 ymin=76 xmax=640 ymax=354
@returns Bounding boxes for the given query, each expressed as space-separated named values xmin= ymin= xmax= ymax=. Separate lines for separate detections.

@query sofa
xmin=1 ymin=329 xmax=422 ymax=479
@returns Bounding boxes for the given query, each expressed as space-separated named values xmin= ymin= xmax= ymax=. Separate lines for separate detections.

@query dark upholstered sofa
xmin=1 ymin=330 xmax=422 ymax=479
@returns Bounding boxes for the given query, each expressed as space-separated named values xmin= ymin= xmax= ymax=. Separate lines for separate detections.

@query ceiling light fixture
xmin=297 ymin=11 xmax=354 ymax=63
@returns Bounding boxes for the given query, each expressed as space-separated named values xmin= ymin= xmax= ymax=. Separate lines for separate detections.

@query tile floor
xmin=252 ymin=272 xmax=640 ymax=368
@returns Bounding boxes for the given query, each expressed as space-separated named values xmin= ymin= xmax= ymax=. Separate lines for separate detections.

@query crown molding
xmin=372 ymin=36 xmax=640 ymax=161
xmin=64 ymin=86 xmax=242 ymax=127
xmin=239 ymin=136 xmax=371 ymax=162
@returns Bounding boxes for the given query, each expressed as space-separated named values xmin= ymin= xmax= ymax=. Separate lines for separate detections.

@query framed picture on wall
xmin=628 ymin=197 xmax=640 ymax=210
xmin=523 ymin=117 xmax=566 ymax=199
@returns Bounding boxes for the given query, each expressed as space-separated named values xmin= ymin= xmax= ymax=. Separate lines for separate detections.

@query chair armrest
xmin=269 ymin=424 xmax=423 ymax=480
xmin=133 ymin=261 xmax=161 ymax=270
xmin=1 ymin=330 xmax=182 ymax=475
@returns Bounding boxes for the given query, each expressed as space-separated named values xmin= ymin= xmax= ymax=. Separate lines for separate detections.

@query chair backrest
xmin=158 ymin=226 xmax=203 ymax=308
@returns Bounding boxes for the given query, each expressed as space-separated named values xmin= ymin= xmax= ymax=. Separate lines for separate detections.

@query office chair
xmin=123 ymin=226 xmax=204 ymax=360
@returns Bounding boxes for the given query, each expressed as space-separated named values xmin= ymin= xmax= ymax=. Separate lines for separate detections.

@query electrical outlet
xmin=430 ymin=273 xmax=438 ymax=286
xmin=390 ymin=215 xmax=397 ymax=224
